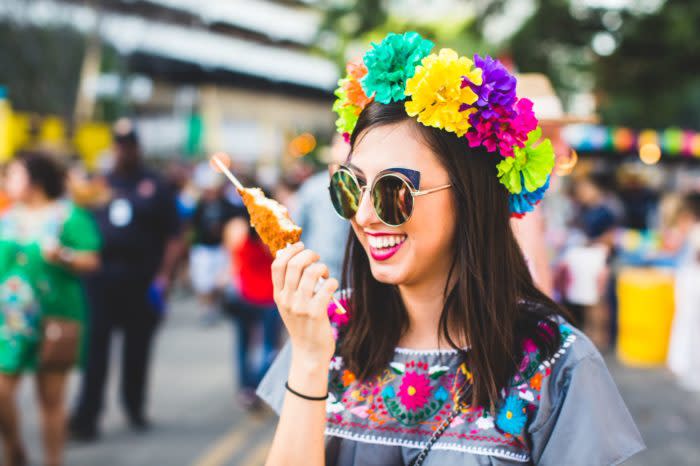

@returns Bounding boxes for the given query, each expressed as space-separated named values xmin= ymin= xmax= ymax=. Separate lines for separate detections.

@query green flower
xmin=496 ymin=127 xmax=555 ymax=194
xmin=333 ymin=83 xmax=360 ymax=135
xmin=361 ymin=31 xmax=434 ymax=104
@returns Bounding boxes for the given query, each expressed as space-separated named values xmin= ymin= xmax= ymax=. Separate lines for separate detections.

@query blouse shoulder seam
xmin=537 ymin=330 xmax=578 ymax=372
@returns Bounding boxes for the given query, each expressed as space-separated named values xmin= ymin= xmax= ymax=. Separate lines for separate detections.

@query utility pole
xmin=73 ymin=0 xmax=103 ymax=123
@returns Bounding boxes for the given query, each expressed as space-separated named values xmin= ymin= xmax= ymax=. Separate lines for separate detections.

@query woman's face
xmin=349 ymin=122 xmax=456 ymax=287
xmin=5 ymin=161 xmax=31 ymax=202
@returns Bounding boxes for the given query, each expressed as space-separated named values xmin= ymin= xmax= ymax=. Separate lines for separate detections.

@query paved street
xmin=13 ymin=295 xmax=700 ymax=466
xmin=17 ymin=294 xmax=277 ymax=466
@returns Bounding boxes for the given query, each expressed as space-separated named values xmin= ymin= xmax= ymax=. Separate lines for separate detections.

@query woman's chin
xmin=368 ymin=262 xmax=406 ymax=285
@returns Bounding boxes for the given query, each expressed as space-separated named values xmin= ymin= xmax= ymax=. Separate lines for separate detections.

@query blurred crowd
xmin=0 ymin=118 xmax=351 ymax=466
xmin=0 ymin=116 xmax=699 ymax=466
xmin=546 ymin=164 xmax=700 ymax=387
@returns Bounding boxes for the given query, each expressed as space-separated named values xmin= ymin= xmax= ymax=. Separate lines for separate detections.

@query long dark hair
xmin=339 ymin=101 xmax=565 ymax=408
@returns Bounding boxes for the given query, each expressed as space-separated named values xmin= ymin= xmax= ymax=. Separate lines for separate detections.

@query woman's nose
xmin=354 ymin=187 xmax=380 ymax=227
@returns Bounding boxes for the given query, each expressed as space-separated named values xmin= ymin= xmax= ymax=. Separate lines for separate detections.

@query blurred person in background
xmin=274 ymin=174 xmax=302 ymax=215
xmin=667 ymin=193 xmax=700 ymax=391
xmin=190 ymin=162 xmax=245 ymax=324
xmin=223 ymin=209 xmax=281 ymax=410
xmin=559 ymin=174 xmax=620 ymax=347
xmin=165 ymin=160 xmax=197 ymax=225
xmin=69 ymin=119 xmax=182 ymax=441
xmin=511 ymin=206 xmax=554 ymax=297
xmin=617 ymin=171 xmax=657 ymax=230
xmin=294 ymin=134 xmax=350 ymax=280
xmin=0 ymin=152 xmax=100 ymax=466
xmin=163 ymin=161 xmax=197 ymax=293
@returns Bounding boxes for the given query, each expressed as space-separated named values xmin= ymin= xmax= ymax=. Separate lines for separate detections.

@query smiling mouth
xmin=367 ymin=234 xmax=407 ymax=261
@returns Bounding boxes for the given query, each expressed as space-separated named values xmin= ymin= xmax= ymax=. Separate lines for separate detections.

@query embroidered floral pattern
xmin=397 ymin=371 xmax=432 ymax=411
xmin=496 ymin=395 xmax=528 ymax=435
xmin=327 ymin=297 xmax=350 ymax=327
xmin=323 ymin=297 xmax=577 ymax=460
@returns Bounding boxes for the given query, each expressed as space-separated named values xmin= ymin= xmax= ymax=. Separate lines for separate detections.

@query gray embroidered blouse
xmin=257 ymin=321 xmax=645 ymax=465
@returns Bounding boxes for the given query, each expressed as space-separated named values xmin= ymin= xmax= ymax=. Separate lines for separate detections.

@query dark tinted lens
xmin=372 ymin=175 xmax=413 ymax=226
xmin=329 ymin=169 xmax=362 ymax=219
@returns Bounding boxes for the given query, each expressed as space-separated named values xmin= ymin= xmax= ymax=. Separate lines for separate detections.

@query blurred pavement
xmin=17 ymin=293 xmax=277 ymax=466
xmin=15 ymin=295 xmax=700 ymax=466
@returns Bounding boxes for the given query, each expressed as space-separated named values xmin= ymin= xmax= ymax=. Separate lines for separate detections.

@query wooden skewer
xmin=210 ymin=153 xmax=244 ymax=191
xmin=209 ymin=153 xmax=347 ymax=315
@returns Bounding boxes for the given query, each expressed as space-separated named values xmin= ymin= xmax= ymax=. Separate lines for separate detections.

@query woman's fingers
xmin=283 ymin=249 xmax=320 ymax=293
xmin=309 ymin=278 xmax=339 ymax=317
xmin=271 ymin=242 xmax=304 ymax=292
xmin=296 ymin=263 xmax=330 ymax=300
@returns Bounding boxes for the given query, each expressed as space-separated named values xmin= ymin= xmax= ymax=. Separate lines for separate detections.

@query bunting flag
xmin=562 ymin=124 xmax=700 ymax=159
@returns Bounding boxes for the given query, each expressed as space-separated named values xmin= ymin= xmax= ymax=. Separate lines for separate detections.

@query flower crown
xmin=332 ymin=31 xmax=556 ymax=218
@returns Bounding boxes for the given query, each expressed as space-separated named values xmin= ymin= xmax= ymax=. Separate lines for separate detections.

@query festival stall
xmin=562 ymin=124 xmax=700 ymax=367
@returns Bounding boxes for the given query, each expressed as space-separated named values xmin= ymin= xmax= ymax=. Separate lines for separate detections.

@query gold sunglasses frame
xmin=329 ymin=166 xmax=452 ymax=227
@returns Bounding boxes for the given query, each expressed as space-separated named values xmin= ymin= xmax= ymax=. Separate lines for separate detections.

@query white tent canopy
xmin=142 ymin=0 xmax=323 ymax=45
xmin=0 ymin=0 xmax=338 ymax=91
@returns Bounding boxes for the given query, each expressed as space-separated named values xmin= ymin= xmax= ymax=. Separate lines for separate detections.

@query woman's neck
xmin=397 ymin=274 xmax=460 ymax=350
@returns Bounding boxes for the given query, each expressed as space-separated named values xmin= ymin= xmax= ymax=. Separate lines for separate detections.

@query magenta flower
xmin=397 ymin=371 xmax=432 ymax=411
xmin=466 ymin=98 xmax=537 ymax=158
xmin=327 ymin=297 xmax=350 ymax=327
xmin=523 ymin=338 xmax=537 ymax=354
xmin=518 ymin=353 xmax=531 ymax=373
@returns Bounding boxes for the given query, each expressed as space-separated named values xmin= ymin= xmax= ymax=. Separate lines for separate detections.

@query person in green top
xmin=0 ymin=152 xmax=100 ymax=466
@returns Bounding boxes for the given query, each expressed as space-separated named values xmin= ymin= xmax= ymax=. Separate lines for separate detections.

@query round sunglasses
xmin=328 ymin=165 xmax=452 ymax=227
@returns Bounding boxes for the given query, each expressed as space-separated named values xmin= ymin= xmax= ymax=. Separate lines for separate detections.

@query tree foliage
xmin=320 ymin=0 xmax=699 ymax=129
xmin=0 ymin=21 xmax=85 ymax=116
xmin=596 ymin=0 xmax=700 ymax=128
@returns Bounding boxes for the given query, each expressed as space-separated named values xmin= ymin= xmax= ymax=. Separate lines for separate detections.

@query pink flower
xmin=518 ymin=354 xmax=530 ymax=373
xmin=523 ymin=338 xmax=537 ymax=354
xmin=327 ymin=297 xmax=350 ymax=327
xmin=397 ymin=371 xmax=432 ymax=411
xmin=465 ymin=98 xmax=537 ymax=158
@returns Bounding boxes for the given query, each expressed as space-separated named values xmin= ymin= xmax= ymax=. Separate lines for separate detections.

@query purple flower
xmin=462 ymin=55 xmax=517 ymax=120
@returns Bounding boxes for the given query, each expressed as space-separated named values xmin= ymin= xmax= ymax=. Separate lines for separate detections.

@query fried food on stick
xmin=238 ymin=187 xmax=302 ymax=255
xmin=210 ymin=152 xmax=346 ymax=314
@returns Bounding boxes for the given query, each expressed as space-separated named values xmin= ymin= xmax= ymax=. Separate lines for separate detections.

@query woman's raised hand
xmin=271 ymin=242 xmax=338 ymax=366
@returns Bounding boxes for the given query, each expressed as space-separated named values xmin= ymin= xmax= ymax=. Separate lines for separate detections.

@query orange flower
xmin=530 ymin=372 xmax=542 ymax=391
xmin=347 ymin=60 xmax=366 ymax=80
xmin=342 ymin=370 xmax=356 ymax=386
xmin=343 ymin=60 xmax=373 ymax=109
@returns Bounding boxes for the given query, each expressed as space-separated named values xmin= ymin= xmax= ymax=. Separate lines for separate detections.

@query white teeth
xmin=368 ymin=235 xmax=406 ymax=249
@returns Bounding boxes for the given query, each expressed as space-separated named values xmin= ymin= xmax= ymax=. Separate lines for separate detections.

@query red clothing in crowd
xmin=232 ymin=236 xmax=274 ymax=307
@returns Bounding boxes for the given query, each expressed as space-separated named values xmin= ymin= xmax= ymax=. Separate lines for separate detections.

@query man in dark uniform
xmin=70 ymin=119 xmax=182 ymax=440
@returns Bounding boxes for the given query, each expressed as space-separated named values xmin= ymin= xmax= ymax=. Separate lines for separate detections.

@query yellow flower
xmin=404 ymin=49 xmax=483 ymax=137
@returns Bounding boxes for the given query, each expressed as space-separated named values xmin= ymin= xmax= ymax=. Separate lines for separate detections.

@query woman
xmin=258 ymin=33 xmax=644 ymax=465
xmin=0 ymin=152 xmax=100 ymax=466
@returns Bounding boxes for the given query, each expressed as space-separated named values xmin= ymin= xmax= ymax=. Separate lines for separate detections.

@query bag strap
xmin=410 ymin=408 xmax=459 ymax=466
xmin=410 ymin=385 xmax=472 ymax=466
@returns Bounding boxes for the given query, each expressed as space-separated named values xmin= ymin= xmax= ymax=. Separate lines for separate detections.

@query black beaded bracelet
xmin=285 ymin=381 xmax=329 ymax=401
